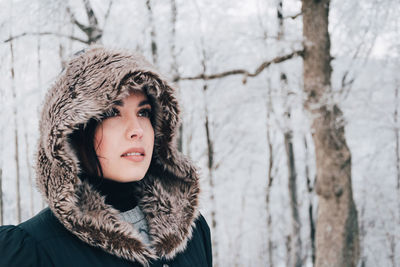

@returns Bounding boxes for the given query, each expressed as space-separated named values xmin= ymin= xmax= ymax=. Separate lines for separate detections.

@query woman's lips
xmin=121 ymin=148 xmax=145 ymax=162
xmin=122 ymin=154 xmax=145 ymax=162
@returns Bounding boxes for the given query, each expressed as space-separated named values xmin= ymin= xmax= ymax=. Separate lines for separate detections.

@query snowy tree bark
xmin=9 ymin=33 xmax=21 ymax=224
xmin=302 ymin=0 xmax=360 ymax=266
xmin=23 ymin=120 xmax=34 ymax=217
xmin=169 ymin=0 xmax=183 ymax=153
xmin=265 ymin=79 xmax=275 ymax=267
xmin=387 ymin=231 xmax=396 ymax=267
xmin=394 ymin=81 xmax=399 ymax=267
xmin=395 ymin=83 xmax=400 ymax=195
xmin=204 ymin=94 xmax=218 ymax=266
xmin=358 ymin=194 xmax=366 ymax=267
xmin=304 ymin=136 xmax=316 ymax=266
xmin=169 ymin=0 xmax=178 ymax=81
xmin=284 ymin=128 xmax=302 ymax=267
xmin=146 ymin=0 xmax=158 ymax=65
xmin=203 ymin=84 xmax=218 ymax=267
xmin=36 ymin=7 xmax=47 ymax=210
xmin=199 ymin=42 xmax=218 ymax=266
xmin=277 ymin=1 xmax=302 ymax=265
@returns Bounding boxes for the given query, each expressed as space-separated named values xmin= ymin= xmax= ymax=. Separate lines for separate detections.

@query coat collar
xmin=35 ymin=46 xmax=200 ymax=266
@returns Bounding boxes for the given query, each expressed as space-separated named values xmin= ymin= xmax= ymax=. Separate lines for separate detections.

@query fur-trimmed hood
xmin=35 ymin=46 xmax=200 ymax=266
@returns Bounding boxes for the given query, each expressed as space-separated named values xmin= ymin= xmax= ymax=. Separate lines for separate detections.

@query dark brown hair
xmin=69 ymin=118 xmax=104 ymax=178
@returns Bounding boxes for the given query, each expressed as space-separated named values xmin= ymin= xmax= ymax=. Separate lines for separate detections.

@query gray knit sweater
xmin=119 ymin=206 xmax=150 ymax=245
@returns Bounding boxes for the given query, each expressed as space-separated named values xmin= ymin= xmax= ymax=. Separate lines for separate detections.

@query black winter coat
xmin=0 ymin=47 xmax=212 ymax=266
xmin=0 ymin=208 xmax=212 ymax=267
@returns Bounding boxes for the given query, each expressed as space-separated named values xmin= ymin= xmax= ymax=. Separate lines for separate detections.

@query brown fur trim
xmin=35 ymin=46 xmax=200 ymax=265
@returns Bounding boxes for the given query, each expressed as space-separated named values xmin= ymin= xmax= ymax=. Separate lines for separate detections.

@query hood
xmin=35 ymin=46 xmax=200 ymax=266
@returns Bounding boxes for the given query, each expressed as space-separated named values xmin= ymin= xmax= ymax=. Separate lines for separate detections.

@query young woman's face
xmin=94 ymin=91 xmax=154 ymax=182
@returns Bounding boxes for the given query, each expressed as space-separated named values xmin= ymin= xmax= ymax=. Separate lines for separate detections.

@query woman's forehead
xmin=119 ymin=91 xmax=150 ymax=107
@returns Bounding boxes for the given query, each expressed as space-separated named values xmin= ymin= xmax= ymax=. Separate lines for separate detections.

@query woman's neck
xmin=81 ymin=173 xmax=140 ymax=212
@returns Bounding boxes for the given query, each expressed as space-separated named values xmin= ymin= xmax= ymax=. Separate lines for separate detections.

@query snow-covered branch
xmin=177 ymin=49 xmax=304 ymax=83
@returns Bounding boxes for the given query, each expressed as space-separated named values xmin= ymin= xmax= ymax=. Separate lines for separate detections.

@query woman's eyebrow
xmin=138 ymin=100 xmax=151 ymax=107
xmin=113 ymin=100 xmax=150 ymax=107
xmin=114 ymin=100 xmax=123 ymax=106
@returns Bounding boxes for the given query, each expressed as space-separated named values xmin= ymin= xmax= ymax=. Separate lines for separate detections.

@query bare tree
xmin=5 ymin=0 xmax=113 ymax=45
xmin=276 ymin=1 xmax=302 ymax=266
xmin=9 ymin=14 xmax=21 ymax=223
xmin=23 ymin=119 xmax=34 ymax=217
xmin=146 ymin=0 xmax=158 ymax=65
xmin=36 ymin=2 xmax=48 ymax=210
xmin=202 ymin=75 xmax=218 ymax=267
xmin=358 ymin=189 xmax=367 ymax=267
xmin=265 ymin=78 xmax=275 ymax=267
xmin=188 ymin=1 xmax=219 ymax=264
xmin=175 ymin=4 xmax=304 ymax=266
xmin=395 ymin=81 xmax=400 ymax=208
xmin=66 ymin=0 xmax=103 ymax=44
xmin=302 ymin=0 xmax=359 ymax=266
xmin=386 ymin=231 xmax=396 ymax=267
xmin=169 ymin=0 xmax=183 ymax=152
xmin=304 ymin=136 xmax=316 ymax=265
xmin=233 ymin=164 xmax=253 ymax=267
xmin=394 ymin=80 xmax=400 ymax=267
xmin=169 ymin=0 xmax=178 ymax=81
xmin=58 ymin=31 xmax=67 ymax=69
xmin=283 ymin=97 xmax=302 ymax=267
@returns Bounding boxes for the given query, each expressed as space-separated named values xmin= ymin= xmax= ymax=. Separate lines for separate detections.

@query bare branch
xmin=3 ymin=32 xmax=89 ymax=44
xmin=339 ymin=70 xmax=355 ymax=100
xmin=283 ymin=12 xmax=302 ymax=20
xmin=65 ymin=0 xmax=103 ymax=44
xmin=103 ymin=0 xmax=114 ymax=28
xmin=66 ymin=5 xmax=88 ymax=34
xmin=83 ymin=0 xmax=99 ymax=27
xmin=177 ymin=49 xmax=304 ymax=83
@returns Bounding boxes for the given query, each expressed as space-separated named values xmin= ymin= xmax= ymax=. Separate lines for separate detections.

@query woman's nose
xmin=126 ymin=118 xmax=144 ymax=139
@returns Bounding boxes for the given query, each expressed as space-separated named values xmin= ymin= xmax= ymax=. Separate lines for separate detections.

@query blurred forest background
xmin=0 ymin=0 xmax=399 ymax=266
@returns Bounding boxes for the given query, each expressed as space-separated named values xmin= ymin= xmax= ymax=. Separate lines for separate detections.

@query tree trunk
xmin=146 ymin=0 xmax=158 ymax=65
xmin=169 ymin=0 xmax=178 ymax=81
xmin=387 ymin=232 xmax=396 ymax=267
xmin=169 ymin=0 xmax=183 ymax=153
xmin=394 ymin=83 xmax=400 ymax=196
xmin=304 ymin=136 xmax=316 ymax=266
xmin=9 ymin=32 xmax=22 ymax=224
xmin=204 ymin=101 xmax=217 ymax=267
xmin=23 ymin=120 xmax=34 ymax=217
xmin=394 ymin=82 xmax=399 ymax=267
xmin=265 ymin=79 xmax=275 ymax=267
xmin=282 ymin=73 xmax=302 ymax=267
xmin=358 ymin=197 xmax=366 ymax=267
xmin=37 ymin=6 xmax=47 ymax=209
xmin=285 ymin=131 xmax=302 ymax=267
xmin=302 ymin=1 xmax=359 ymax=266
xmin=200 ymin=43 xmax=218 ymax=266
xmin=277 ymin=2 xmax=302 ymax=264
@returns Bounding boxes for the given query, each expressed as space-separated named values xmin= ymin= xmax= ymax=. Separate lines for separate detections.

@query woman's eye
xmin=102 ymin=107 xmax=120 ymax=119
xmin=138 ymin=108 xmax=152 ymax=118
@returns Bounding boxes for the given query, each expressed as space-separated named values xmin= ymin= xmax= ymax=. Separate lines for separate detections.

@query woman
xmin=0 ymin=46 xmax=212 ymax=267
